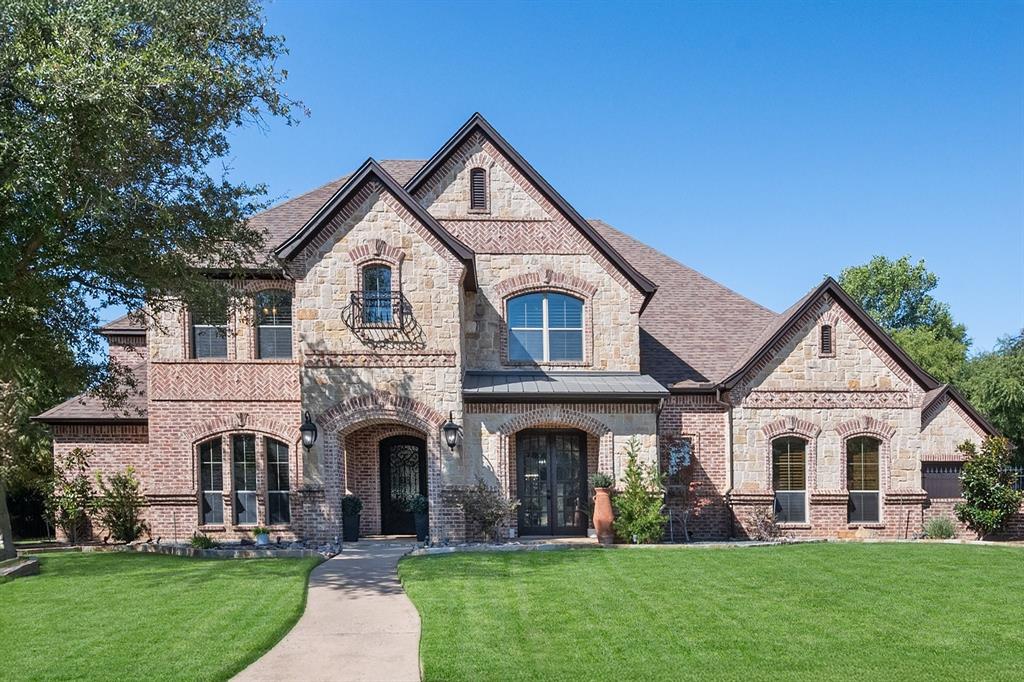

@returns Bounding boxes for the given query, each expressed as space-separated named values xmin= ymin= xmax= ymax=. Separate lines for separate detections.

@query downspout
xmin=714 ymin=387 xmax=735 ymax=536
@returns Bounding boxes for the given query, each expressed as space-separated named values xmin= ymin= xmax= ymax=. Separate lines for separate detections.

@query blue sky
xmin=208 ymin=0 xmax=1023 ymax=352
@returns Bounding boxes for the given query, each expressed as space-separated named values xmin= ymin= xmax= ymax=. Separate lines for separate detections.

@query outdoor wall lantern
xmin=442 ymin=411 xmax=461 ymax=450
xmin=300 ymin=411 xmax=318 ymax=450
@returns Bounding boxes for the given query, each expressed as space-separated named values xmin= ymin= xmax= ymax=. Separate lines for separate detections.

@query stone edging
xmin=410 ymin=538 xmax=827 ymax=556
xmin=117 ymin=544 xmax=323 ymax=560
xmin=0 ymin=556 xmax=40 ymax=580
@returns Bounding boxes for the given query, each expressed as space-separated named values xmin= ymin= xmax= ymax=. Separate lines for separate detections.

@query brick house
xmin=35 ymin=113 xmax=1011 ymax=544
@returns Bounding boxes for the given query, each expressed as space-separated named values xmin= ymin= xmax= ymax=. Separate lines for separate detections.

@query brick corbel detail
xmin=810 ymin=490 xmax=849 ymax=505
xmin=884 ymin=489 xmax=928 ymax=506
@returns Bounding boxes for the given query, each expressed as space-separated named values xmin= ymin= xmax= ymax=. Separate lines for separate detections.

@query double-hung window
xmin=192 ymin=309 xmax=227 ymax=359
xmin=772 ymin=437 xmax=807 ymax=523
xmin=255 ymin=290 xmax=292 ymax=359
xmin=199 ymin=439 xmax=223 ymax=525
xmin=507 ymin=292 xmax=584 ymax=362
xmin=266 ymin=439 xmax=290 ymax=525
xmin=232 ymin=435 xmax=257 ymax=525
xmin=847 ymin=437 xmax=881 ymax=523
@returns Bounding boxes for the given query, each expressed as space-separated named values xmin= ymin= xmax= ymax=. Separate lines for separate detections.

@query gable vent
xmin=820 ymin=324 xmax=833 ymax=355
xmin=470 ymin=167 xmax=487 ymax=210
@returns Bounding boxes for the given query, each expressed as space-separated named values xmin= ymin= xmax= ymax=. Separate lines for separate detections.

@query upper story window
xmin=255 ymin=290 xmax=292 ymax=359
xmin=192 ymin=309 xmax=227 ymax=359
xmin=772 ymin=436 xmax=807 ymax=523
xmin=469 ymin=167 xmax=488 ymax=211
xmin=847 ymin=436 xmax=880 ymax=523
xmin=199 ymin=439 xmax=223 ymax=525
xmin=507 ymin=292 xmax=584 ymax=363
xmin=362 ymin=265 xmax=393 ymax=325
xmin=820 ymin=324 xmax=834 ymax=356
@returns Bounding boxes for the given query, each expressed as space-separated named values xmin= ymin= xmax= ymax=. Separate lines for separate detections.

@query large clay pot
xmin=593 ymin=487 xmax=615 ymax=545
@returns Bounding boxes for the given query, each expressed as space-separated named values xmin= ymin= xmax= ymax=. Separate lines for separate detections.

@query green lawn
xmin=400 ymin=543 xmax=1024 ymax=681
xmin=1 ymin=551 xmax=319 ymax=681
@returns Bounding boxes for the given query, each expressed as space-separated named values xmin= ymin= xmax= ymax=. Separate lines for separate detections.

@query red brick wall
xmin=658 ymin=395 xmax=731 ymax=540
xmin=343 ymin=424 xmax=425 ymax=535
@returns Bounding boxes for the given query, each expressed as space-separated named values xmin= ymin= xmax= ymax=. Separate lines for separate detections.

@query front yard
xmin=400 ymin=543 xmax=1024 ymax=681
xmin=1 ymin=551 xmax=318 ymax=681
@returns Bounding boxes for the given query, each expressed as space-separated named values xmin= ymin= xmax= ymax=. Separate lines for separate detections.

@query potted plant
xmin=589 ymin=472 xmax=615 ymax=545
xmin=251 ymin=526 xmax=270 ymax=547
xmin=342 ymin=495 xmax=362 ymax=542
xmin=410 ymin=494 xmax=429 ymax=542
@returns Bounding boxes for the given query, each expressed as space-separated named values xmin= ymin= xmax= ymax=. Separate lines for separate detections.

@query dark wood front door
xmin=517 ymin=430 xmax=587 ymax=535
xmin=379 ymin=436 xmax=427 ymax=535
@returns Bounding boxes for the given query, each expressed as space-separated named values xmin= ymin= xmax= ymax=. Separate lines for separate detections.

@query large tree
xmin=838 ymin=255 xmax=969 ymax=384
xmin=0 ymin=0 xmax=302 ymax=559
xmin=960 ymin=332 xmax=1024 ymax=454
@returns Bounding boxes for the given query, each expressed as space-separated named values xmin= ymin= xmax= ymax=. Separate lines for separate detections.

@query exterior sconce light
xmin=442 ymin=411 xmax=460 ymax=450
xmin=300 ymin=411 xmax=318 ymax=450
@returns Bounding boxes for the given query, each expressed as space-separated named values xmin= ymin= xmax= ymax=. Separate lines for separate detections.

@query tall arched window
xmin=255 ymin=290 xmax=292 ymax=359
xmin=362 ymin=265 xmax=393 ymax=325
xmin=507 ymin=292 xmax=584 ymax=363
xmin=199 ymin=439 xmax=223 ymax=525
xmin=469 ymin=167 xmax=487 ymax=210
xmin=266 ymin=439 xmax=290 ymax=525
xmin=847 ymin=437 xmax=881 ymax=523
xmin=772 ymin=437 xmax=807 ymax=523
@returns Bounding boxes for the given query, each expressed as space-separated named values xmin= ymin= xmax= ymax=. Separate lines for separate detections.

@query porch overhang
xmin=462 ymin=370 xmax=669 ymax=403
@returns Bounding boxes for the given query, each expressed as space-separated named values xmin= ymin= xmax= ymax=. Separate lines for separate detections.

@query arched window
xmin=847 ymin=436 xmax=880 ymax=523
xmin=232 ymin=434 xmax=257 ymax=525
xmin=772 ymin=437 xmax=807 ymax=523
xmin=508 ymin=292 xmax=584 ymax=362
xmin=266 ymin=439 xmax=290 ymax=525
xmin=469 ymin=167 xmax=487 ymax=211
xmin=198 ymin=439 xmax=223 ymax=525
xmin=362 ymin=265 xmax=393 ymax=325
xmin=191 ymin=307 xmax=227 ymax=359
xmin=255 ymin=290 xmax=292 ymax=359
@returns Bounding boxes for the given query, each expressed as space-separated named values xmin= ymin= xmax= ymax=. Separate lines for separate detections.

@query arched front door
xmin=517 ymin=430 xmax=588 ymax=535
xmin=379 ymin=435 xmax=427 ymax=535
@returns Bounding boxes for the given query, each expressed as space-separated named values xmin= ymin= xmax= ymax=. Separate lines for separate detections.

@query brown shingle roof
xmin=590 ymin=220 xmax=778 ymax=386
xmin=33 ymin=364 xmax=148 ymax=423
xmin=98 ymin=312 xmax=146 ymax=335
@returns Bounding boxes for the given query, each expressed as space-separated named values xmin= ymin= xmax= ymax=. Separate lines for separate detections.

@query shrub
xmin=612 ymin=437 xmax=666 ymax=544
xmin=451 ymin=479 xmax=519 ymax=543
xmin=588 ymin=472 xmax=614 ymax=489
xmin=342 ymin=495 xmax=363 ymax=517
xmin=747 ymin=506 xmax=782 ymax=541
xmin=93 ymin=467 xmax=148 ymax=543
xmin=189 ymin=533 xmax=218 ymax=549
xmin=45 ymin=448 xmax=94 ymax=545
xmin=251 ymin=526 xmax=270 ymax=537
xmin=955 ymin=436 xmax=1023 ymax=538
xmin=923 ymin=516 xmax=956 ymax=539
xmin=410 ymin=494 xmax=429 ymax=514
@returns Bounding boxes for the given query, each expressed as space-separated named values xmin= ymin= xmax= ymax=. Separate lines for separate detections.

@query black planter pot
xmin=414 ymin=511 xmax=429 ymax=542
xmin=342 ymin=513 xmax=360 ymax=542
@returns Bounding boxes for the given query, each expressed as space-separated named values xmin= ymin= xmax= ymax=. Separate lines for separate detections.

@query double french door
xmin=516 ymin=430 xmax=588 ymax=535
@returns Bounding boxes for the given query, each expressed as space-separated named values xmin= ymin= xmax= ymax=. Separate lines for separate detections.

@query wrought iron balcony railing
xmin=347 ymin=291 xmax=413 ymax=332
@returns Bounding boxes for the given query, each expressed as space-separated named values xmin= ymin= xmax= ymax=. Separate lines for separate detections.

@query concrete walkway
xmin=235 ymin=542 xmax=421 ymax=682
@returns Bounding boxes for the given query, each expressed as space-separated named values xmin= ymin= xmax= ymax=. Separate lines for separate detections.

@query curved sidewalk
xmin=235 ymin=542 xmax=421 ymax=682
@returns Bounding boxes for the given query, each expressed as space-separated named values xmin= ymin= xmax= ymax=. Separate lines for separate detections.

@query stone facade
xmin=40 ymin=114 xmax=1014 ymax=546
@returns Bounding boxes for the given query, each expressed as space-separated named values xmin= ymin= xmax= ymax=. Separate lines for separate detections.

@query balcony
xmin=343 ymin=291 xmax=424 ymax=349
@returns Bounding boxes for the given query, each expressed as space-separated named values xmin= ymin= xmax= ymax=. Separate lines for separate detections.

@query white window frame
xmin=847 ymin=438 xmax=881 ymax=524
xmin=508 ymin=292 xmax=584 ymax=363
xmin=198 ymin=439 xmax=224 ymax=525
xmin=266 ymin=439 xmax=290 ymax=525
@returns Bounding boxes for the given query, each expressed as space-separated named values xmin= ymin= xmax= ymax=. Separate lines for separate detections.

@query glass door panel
xmin=517 ymin=431 xmax=586 ymax=536
xmin=518 ymin=434 xmax=550 ymax=533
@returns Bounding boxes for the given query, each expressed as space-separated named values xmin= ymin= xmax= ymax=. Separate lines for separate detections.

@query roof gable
xmin=405 ymin=113 xmax=656 ymax=303
xmin=274 ymin=159 xmax=476 ymax=289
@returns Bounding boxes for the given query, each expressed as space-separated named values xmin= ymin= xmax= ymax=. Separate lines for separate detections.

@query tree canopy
xmin=838 ymin=255 xmax=969 ymax=384
xmin=960 ymin=332 xmax=1024 ymax=453
xmin=0 ymin=0 xmax=301 ymax=558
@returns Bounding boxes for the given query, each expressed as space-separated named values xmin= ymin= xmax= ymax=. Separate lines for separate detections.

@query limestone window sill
xmin=467 ymin=208 xmax=490 ymax=215
xmin=198 ymin=525 xmax=226 ymax=532
xmin=848 ymin=524 xmax=886 ymax=530
xmin=777 ymin=523 xmax=812 ymax=530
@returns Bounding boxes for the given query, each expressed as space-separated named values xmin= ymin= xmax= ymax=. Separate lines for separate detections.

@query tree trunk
xmin=0 ymin=478 xmax=17 ymax=560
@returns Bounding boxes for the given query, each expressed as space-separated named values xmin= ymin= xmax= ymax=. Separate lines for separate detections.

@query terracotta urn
xmin=593 ymin=487 xmax=615 ymax=545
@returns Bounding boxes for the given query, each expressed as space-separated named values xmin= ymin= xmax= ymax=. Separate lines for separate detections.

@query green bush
xmin=189 ymin=533 xmax=218 ymax=549
xmin=612 ymin=437 xmax=666 ymax=543
xmin=923 ymin=516 xmax=956 ymax=539
xmin=342 ymin=495 xmax=362 ymax=517
xmin=93 ymin=467 xmax=148 ymax=542
xmin=955 ymin=436 xmax=1023 ymax=538
xmin=45 ymin=448 xmax=94 ymax=545
xmin=251 ymin=526 xmax=270 ymax=537
xmin=451 ymin=479 xmax=519 ymax=542
xmin=588 ymin=472 xmax=614 ymax=489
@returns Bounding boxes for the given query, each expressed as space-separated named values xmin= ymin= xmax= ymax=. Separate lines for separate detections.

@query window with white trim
xmin=772 ymin=437 xmax=807 ymax=523
xmin=191 ymin=309 xmax=227 ymax=359
xmin=255 ymin=290 xmax=292 ymax=359
xmin=199 ymin=439 xmax=223 ymax=525
xmin=507 ymin=292 xmax=584 ymax=362
xmin=232 ymin=434 xmax=257 ymax=525
xmin=266 ymin=438 xmax=290 ymax=525
xmin=847 ymin=437 xmax=880 ymax=523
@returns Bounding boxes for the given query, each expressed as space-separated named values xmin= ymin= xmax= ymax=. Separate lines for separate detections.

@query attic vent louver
xmin=470 ymin=167 xmax=487 ymax=210
xmin=820 ymin=324 xmax=833 ymax=355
